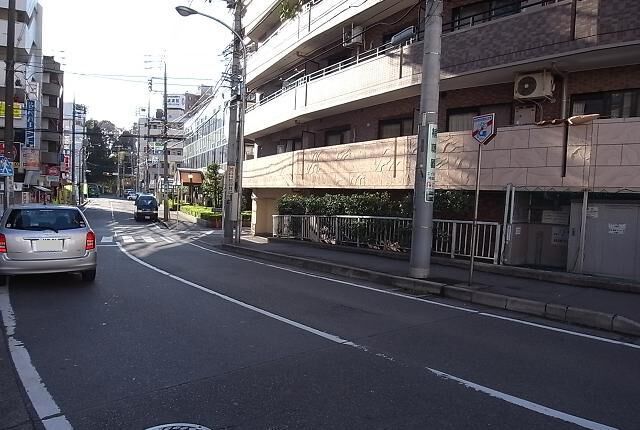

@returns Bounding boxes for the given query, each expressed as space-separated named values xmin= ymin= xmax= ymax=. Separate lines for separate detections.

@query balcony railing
xmin=442 ymin=0 xmax=561 ymax=33
xmin=249 ymin=38 xmax=416 ymax=112
xmin=272 ymin=214 xmax=502 ymax=263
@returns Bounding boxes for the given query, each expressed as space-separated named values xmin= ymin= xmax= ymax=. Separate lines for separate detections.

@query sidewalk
xmin=220 ymin=238 xmax=640 ymax=337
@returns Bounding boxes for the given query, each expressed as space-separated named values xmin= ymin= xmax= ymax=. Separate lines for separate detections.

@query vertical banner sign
xmin=424 ymin=124 xmax=438 ymax=202
xmin=26 ymin=100 xmax=35 ymax=148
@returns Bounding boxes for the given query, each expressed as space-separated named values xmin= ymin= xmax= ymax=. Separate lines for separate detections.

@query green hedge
xmin=277 ymin=191 xmax=473 ymax=219
xmin=180 ymin=205 xmax=251 ymax=222
xmin=278 ymin=192 xmax=405 ymax=217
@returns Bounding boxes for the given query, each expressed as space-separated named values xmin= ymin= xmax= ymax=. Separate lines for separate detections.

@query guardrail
xmin=272 ymin=215 xmax=501 ymax=263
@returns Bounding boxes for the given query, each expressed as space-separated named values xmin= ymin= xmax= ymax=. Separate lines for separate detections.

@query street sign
xmin=424 ymin=123 xmax=437 ymax=202
xmin=472 ymin=113 xmax=497 ymax=145
xmin=0 ymin=156 xmax=14 ymax=177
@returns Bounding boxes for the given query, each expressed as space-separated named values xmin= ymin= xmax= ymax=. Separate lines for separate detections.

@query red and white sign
xmin=472 ymin=113 xmax=497 ymax=145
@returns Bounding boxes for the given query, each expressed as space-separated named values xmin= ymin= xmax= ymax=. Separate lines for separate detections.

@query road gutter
xmin=220 ymin=244 xmax=640 ymax=338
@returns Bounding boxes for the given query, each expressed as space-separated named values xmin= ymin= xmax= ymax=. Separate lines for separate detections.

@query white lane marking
xmin=122 ymin=235 xmax=135 ymax=244
xmin=118 ymin=245 xmax=354 ymax=346
xmin=109 ymin=201 xmax=114 ymax=219
xmin=187 ymin=241 xmax=640 ymax=351
xmin=425 ymin=367 xmax=617 ymax=430
xmin=42 ymin=415 xmax=74 ymax=429
xmin=119 ymin=245 xmax=618 ymax=430
xmin=480 ymin=313 xmax=640 ymax=351
xmin=141 ymin=236 xmax=156 ymax=243
xmin=161 ymin=237 xmax=174 ymax=243
xmin=100 ymin=236 xmax=113 ymax=243
xmin=97 ymin=244 xmax=119 ymax=248
xmin=0 ymin=287 xmax=72 ymax=429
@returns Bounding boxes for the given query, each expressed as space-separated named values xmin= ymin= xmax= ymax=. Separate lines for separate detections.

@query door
xmin=583 ymin=205 xmax=638 ymax=279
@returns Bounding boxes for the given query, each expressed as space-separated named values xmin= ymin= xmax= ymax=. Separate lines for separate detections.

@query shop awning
xmin=34 ymin=186 xmax=52 ymax=193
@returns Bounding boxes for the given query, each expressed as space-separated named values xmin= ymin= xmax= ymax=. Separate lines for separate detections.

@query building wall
xmin=244 ymin=118 xmax=640 ymax=192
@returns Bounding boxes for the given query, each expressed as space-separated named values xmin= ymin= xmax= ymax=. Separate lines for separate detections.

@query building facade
xmin=182 ymin=87 xmax=230 ymax=171
xmin=240 ymin=0 xmax=640 ymax=280
xmin=62 ymin=102 xmax=86 ymax=200
xmin=0 ymin=1 xmax=66 ymax=201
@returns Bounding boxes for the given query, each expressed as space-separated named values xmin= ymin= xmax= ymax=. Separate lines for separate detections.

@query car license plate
xmin=34 ymin=239 xmax=63 ymax=252
xmin=145 ymin=216 xmax=150 ymax=220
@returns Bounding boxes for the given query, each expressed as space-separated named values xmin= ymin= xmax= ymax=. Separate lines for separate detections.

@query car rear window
xmin=137 ymin=196 xmax=157 ymax=207
xmin=5 ymin=208 xmax=87 ymax=231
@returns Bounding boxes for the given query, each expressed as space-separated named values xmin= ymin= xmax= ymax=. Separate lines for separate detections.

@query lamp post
xmin=176 ymin=4 xmax=247 ymax=244
xmin=188 ymin=173 xmax=193 ymax=204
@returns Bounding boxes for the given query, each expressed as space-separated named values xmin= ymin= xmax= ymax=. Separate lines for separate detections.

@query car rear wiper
xmin=30 ymin=226 xmax=59 ymax=233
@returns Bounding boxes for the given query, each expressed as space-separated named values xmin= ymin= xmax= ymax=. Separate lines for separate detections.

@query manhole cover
xmin=145 ymin=424 xmax=212 ymax=430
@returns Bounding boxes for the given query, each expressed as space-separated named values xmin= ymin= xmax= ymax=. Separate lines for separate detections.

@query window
xmin=572 ymin=89 xmax=640 ymax=119
xmin=6 ymin=208 xmax=86 ymax=231
xmin=378 ymin=118 xmax=413 ymax=139
xmin=451 ymin=0 xmax=522 ymax=31
xmin=324 ymin=128 xmax=351 ymax=146
xmin=446 ymin=104 xmax=513 ymax=132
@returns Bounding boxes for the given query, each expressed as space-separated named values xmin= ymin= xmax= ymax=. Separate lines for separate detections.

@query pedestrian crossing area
xmin=98 ymin=225 xmax=217 ymax=246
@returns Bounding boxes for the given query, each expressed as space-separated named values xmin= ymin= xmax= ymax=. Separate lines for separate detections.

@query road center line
xmin=186 ymin=241 xmax=640 ymax=351
xmin=118 ymin=244 xmax=618 ymax=430
xmin=0 ymin=286 xmax=72 ymax=429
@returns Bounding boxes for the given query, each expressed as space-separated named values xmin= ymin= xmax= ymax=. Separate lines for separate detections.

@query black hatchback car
xmin=134 ymin=194 xmax=159 ymax=221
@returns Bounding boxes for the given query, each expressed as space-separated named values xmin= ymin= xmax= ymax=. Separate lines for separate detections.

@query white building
xmin=62 ymin=102 xmax=86 ymax=199
xmin=182 ymin=87 xmax=230 ymax=171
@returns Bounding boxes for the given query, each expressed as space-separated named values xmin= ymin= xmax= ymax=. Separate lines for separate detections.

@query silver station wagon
xmin=0 ymin=204 xmax=97 ymax=283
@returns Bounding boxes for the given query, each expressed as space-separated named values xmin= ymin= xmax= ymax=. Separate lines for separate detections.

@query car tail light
xmin=86 ymin=231 xmax=96 ymax=250
xmin=0 ymin=234 xmax=6 ymax=253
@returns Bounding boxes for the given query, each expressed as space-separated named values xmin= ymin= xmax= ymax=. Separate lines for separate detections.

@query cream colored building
xmin=238 ymin=0 xmax=640 ymax=279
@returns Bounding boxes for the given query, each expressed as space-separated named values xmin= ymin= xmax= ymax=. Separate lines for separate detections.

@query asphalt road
xmin=2 ymin=198 xmax=640 ymax=430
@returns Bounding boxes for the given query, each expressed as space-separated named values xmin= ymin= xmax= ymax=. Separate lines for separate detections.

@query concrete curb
xmin=267 ymin=237 xmax=640 ymax=294
xmin=221 ymin=244 xmax=640 ymax=338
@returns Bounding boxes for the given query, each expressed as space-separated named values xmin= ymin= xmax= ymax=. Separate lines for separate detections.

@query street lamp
xmin=176 ymin=4 xmax=247 ymax=244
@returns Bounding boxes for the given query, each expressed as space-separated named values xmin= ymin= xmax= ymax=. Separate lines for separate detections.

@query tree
xmin=201 ymin=163 xmax=223 ymax=208
xmin=84 ymin=119 xmax=117 ymax=184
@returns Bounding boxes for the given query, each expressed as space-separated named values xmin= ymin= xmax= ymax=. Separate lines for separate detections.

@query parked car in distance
xmin=126 ymin=190 xmax=137 ymax=200
xmin=134 ymin=194 xmax=159 ymax=221
xmin=0 ymin=205 xmax=97 ymax=283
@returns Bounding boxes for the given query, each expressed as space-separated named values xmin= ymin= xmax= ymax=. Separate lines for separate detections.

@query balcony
xmin=42 ymin=82 xmax=61 ymax=97
xmin=41 ymin=106 xmax=59 ymax=119
xmin=247 ymin=0 xmax=414 ymax=85
xmin=245 ymin=40 xmax=422 ymax=138
xmin=243 ymin=118 xmax=640 ymax=192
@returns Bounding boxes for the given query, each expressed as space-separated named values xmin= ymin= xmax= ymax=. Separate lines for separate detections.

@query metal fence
xmin=272 ymin=215 xmax=502 ymax=264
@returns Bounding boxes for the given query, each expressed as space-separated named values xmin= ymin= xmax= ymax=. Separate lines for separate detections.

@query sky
xmin=40 ymin=0 xmax=232 ymax=128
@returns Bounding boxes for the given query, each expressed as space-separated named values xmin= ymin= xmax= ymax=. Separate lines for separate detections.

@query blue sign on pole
xmin=26 ymin=100 xmax=35 ymax=148
xmin=0 ymin=156 xmax=14 ymax=177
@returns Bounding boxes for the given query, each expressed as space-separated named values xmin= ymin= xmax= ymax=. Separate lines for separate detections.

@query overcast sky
xmin=40 ymin=0 xmax=231 ymax=128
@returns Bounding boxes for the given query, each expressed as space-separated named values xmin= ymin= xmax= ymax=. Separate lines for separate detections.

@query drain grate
xmin=145 ymin=424 xmax=212 ymax=430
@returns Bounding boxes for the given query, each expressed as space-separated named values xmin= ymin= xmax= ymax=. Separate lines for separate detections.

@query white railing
xmin=272 ymin=215 xmax=502 ymax=263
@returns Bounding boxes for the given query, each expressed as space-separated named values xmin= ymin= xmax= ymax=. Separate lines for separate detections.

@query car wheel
xmin=81 ymin=269 xmax=96 ymax=283
xmin=0 ymin=275 xmax=8 ymax=286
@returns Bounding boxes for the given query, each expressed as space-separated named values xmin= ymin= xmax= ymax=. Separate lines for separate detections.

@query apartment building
xmin=0 ymin=0 xmax=50 ymax=202
xmin=40 ymin=56 xmax=64 ymax=188
xmin=241 ymin=0 xmax=640 ymax=280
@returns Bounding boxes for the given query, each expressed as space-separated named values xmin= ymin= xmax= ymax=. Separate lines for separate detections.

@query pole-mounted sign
xmin=469 ymin=113 xmax=497 ymax=286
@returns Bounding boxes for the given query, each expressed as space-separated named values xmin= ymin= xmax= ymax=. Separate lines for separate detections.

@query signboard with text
xmin=21 ymin=147 xmax=40 ymax=170
xmin=25 ymin=100 xmax=35 ymax=147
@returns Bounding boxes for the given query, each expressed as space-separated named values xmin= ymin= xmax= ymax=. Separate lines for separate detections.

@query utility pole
xmin=145 ymin=98 xmax=151 ymax=193
xmin=3 ymin=0 xmax=16 ymax=210
xmin=223 ymin=0 xmax=243 ymax=244
xmin=71 ymin=99 xmax=77 ymax=205
xmin=162 ymin=62 xmax=169 ymax=222
xmin=409 ymin=0 xmax=442 ymax=279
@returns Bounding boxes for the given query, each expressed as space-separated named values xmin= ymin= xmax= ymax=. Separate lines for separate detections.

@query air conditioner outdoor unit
xmin=343 ymin=23 xmax=364 ymax=47
xmin=514 ymin=71 xmax=554 ymax=99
